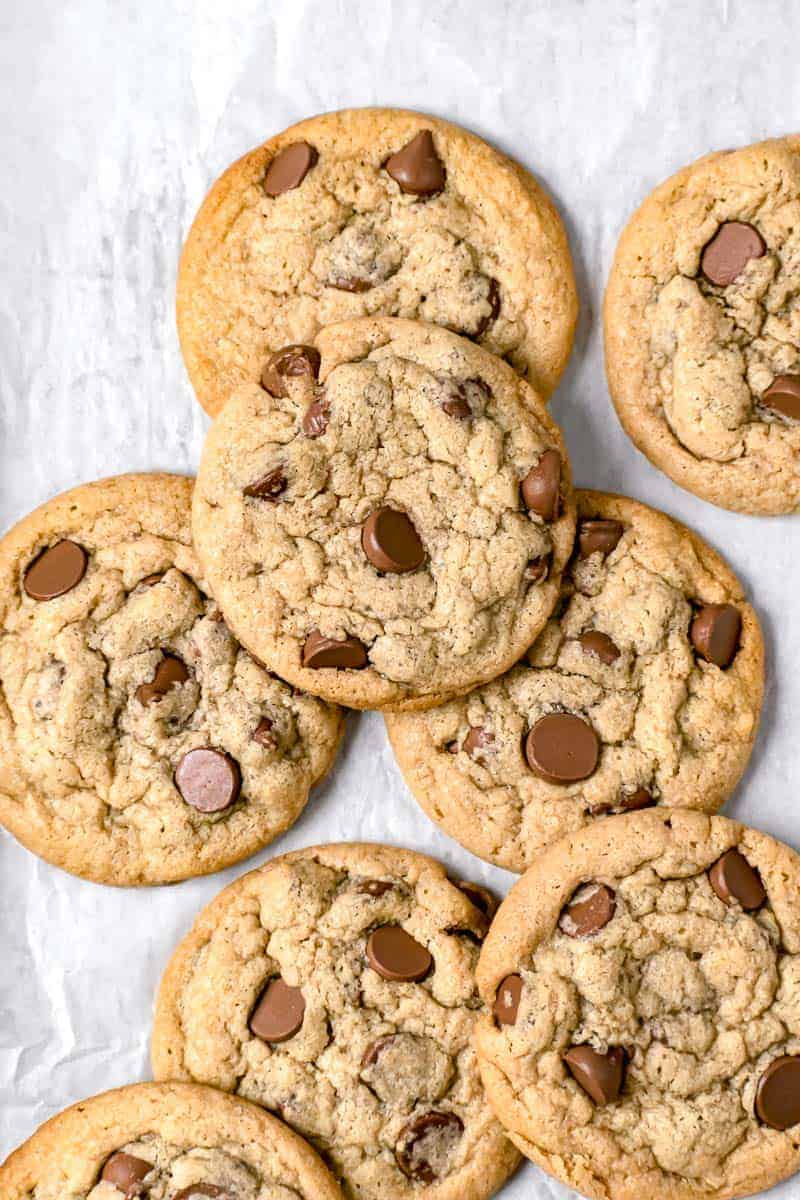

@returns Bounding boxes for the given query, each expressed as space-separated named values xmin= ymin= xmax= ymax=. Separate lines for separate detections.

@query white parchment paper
xmin=1 ymin=2 xmax=799 ymax=1196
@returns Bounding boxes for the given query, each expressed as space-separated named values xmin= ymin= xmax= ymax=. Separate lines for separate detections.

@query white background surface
xmin=1 ymin=1 xmax=798 ymax=1196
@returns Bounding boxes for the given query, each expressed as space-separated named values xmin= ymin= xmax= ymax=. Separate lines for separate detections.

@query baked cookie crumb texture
xmin=385 ymin=491 xmax=763 ymax=871
xmin=605 ymin=135 xmax=800 ymax=514
xmin=475 ymin=810 xmax=800 ymax=1200
xmin=151 ymin=843 xmax=520 ymax=1200
xmin=177 ymin=107 xmax=577 ymax=415
xmin=192 ymin=318 xmax=576 ymax=711
xmin=0 ymin=1081 xmax=344 ymax=1199
xmin=0 ymin=473 xmax=342 ymax=886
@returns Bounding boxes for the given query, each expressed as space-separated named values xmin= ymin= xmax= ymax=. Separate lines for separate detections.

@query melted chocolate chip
xmin=366 ymin=925 xmax=432 ymax=982
xmin=755 ymin=1056 xmax=800 ymax=1130
xmin=250 ymin=977 xmax=306 ymax=1043
xmin=521 ymin=450 xmax=561 ymax=521
xmin=564 ymin=1044 xmax=626 ymax=1105
xmin=708 ymin=848 xmax=765 ymax=910
xmin=579 ymin=630 xmax=620 ymax=665
xmin=524 ymin=713 xmax=600 ymax=783
xmin=558 ymin=883 xmax=616 ymax=937
xmin=578 ymin=519 xmax=623 ymax=559
xmin=395 ymin=1111 xmax=463 ymax=1182
xmin=493 ymin=974 xmax=523 ymax=1026
xmin=690 ymin=604 xmax=741 ymax=668
xmin=243 ymin=467 xmax=287 ymax=501
xmin=100 ymin=1151 xmax=152 ymax=1197
xmin=462 ymin=726 xmax=496 ymax=760
xmin=264 ymin=142 xmax=318 ymax=197
xmin=762 ymin=374 xmax=800 ymax=420
xmin=384 ymin=130 xmax=446 ymax=197
xmin=454 ymin=880 xmax=498 ymax=919
xmin=252 ymin=716 xmax=277 ymax=748
xmin=361 ymin=507 xmax=425 ymax=574
xmin=302 ymin=629 xmax=368 ymax=670
xmin=174 ymin=748 xmax=241 ymax=813
xmin=474 ymin=278 xmax=501 ymax=337
xmin=135 ymin=654 xmax=189 ymax=706
xmin=302 ymin=398 xmax=329 ymax=437
xmin=700 ymin=221 xmax=765 ymax=286
xmin=24 ymin=540 xmax=88 ymax=601
xmin=261 ymin=344 xmax=321 ymax=398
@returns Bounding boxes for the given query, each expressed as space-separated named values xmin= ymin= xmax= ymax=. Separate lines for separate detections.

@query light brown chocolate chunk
xmin=261 ymin=344 xmax=321 ymax=397
xmin=618 ymin=786 xmax=655 ymax=811
xmin=440 ymin=376 xmax=491 ymax=419
xmin=462 ymin=726 xmax=495 ymax=760
xmin=100 ymin=1151 xmax=152 ymax=1197
xmin=252 ymin=716 xmax=277 ymax=748
xmin=243 ymin=467 xmax=287 ymax=501
xmin=302 ymin=397 xmax=329 ymax=437
xmin=361 ymin=507 xmax=425 ymax=574
xmin=579 ymin=630 xmax=620 ymax=665
xmin=755 ymin=1056 xmax=800 ymax=1130
xmin=302 ymin=629 xmax=368 ymax=670
xmin=264 ymin=142 xmax=318 ymax=197
xmin=250 ymin=977 xmax=306 ymax=1043
xmin=23 ymin=540 xmax=88 ymax=601
xmin=524 ymin=713 xmax=600 ymax=783
xmin=366 ymin=925 xmax=432 ymax=981
xmin=493 ymin=974 xmax=523 ymax=1026
xmin=564 ymin=1045 xmax=626 ymax=1105
xmin=173 ymin=1188 xmax=225 ymax=1200
xmin=559 ymin=883 xmax=616 ymax=937
xmin=762 ymin=374 xmax=800 ymax=420
xmin=384 ymin=130 xmax=446 ymax=196
xmin=578 ymin=519 xmax=623 ymax=559
xmin=135 ymin=654 xmax=189 ymax=706
xmin=700 ymin=221 xmax=765 ymax=286
xmin=358 ymin=879 xmax=394 ymax=897
xmin=708 ymin=848 xmax=766 ymax=910
xmin=690 ymin=603 xmax=741 ymax=668
xmin=455 ymin=880 xmax=498 ymax=919
xmin=174 ymin=748 xmax=241 ymax=813
xmin=328 ymin=274 xmax=372 ymax=293
xmin=521 ymin=449 xmax=561 ymax=521
xmin=395 ymin=1111 xmax=463 ymax=1182
xmin=473 ymin=277 xmax=501 ymax=337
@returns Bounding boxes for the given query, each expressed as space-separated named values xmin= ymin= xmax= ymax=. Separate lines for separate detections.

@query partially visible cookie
xmin=385 ymin=491 xmax=763 ymax=871
xmin=151 ymin=842 xmax=520 ymax=1200
xmin=192 ymin=318 xmax=576 ymax=711
xmin=177 ymin=107 xmax=577 ymax=416
xmin=0 ymin=474 xmax=343 ymax=885
xmin=474 ymin=810 xmax=800 ymax=1200
xmin=0 ymin=1081 xmax=344 ymax=1199
xmin=605 ymin=135 xmax=800 ymax=514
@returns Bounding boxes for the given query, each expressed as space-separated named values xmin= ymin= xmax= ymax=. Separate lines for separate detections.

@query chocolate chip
xmin=525 ymin=556 xmax=550 ymax=584
xmin=700 ymin=221 xmax=765 ymax=286
xmin=462 ymin=726 xmax=496 ymax=760
xmin=524 ymin=713 xmax=600 ymax=783
xmin=302 ymin=398 xmax=329 ymax=437
xmin=173 ymin=1188 xmax=225 ymax=1200
xmin=362 ymin=1034 xmax=395 ymax=1067
xmin=455 ymin=880 xmax=498 ymax=919
xmin=100 ymin=1151 xmax=152 ymax=1197
xmin=361 ymin=507 xmax=425 ymax=574
xmin=474 ymin=278 xmax=501 ymax=337
xmin=243 ymin=467 xmax=287 ymax=501
xmin=261 ymin=344 xmax=321 ymax=398
xmin=493 ymin=974 xmax=523 ymax=1026
xmin=358 ymin=879 xmax=394 ymax=897
xmin=708 ymin=848 xmax=766 ymax=910
xmin=327 ymin=275 xmax=372 ymax=293
xmin=564 ymin=1045 xmax=626 ymax=1105
xmin=135 ymin=654 xmax=189 ymax=706
xmin=755 ymin=1056 xmax=800 ymax=1130
xmin=24 ymin=540 xmax=88 ymax=601
xmin=579 ymin=631 xmax=620 ymax=665
xmin=252 ymin=716 xmax=277 ymax=748
xmin=578 ymin=519 xmax=623 ymax=559
xmin=559 ymin=883 xmax=616 ymax=937
xmin=264 ymin=142 xmax=318 ymax=197
xmin=175 ymin=748 xmax=241 ymax=813
xmin=366 ymin=925 xmax=432 ymax=982
xmin=690 ymin=604 xmax=741 ymax=668
xmin=440 ymin=376 xmax=490 ymax=419
xmin=395 ymin=1112 xmax=463 ymax=1183
xmin=762 ymin=374 xmax=800 ymax=420
xmin=619 ymin=786 xmax=655 ymax=812
xmin=250 ymin=977 xmax=306 ymax=1043
xmin=521 ymin=450 xmax=561 ymax=521
xmin=301 ymin=629 xmax=368 ymax=670
xmin=384 ymin=130 xmax=446 ymax=197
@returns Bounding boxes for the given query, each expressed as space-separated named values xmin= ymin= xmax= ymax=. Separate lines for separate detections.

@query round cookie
xmin=0 ymin=1080 xmax=344 ymax=1199
xmin=385 ymin=491 xmax=763 ymax=872
xmin=0 ymin=473 xmax=343 ymax=886
xmin=604 ymin=135 xmax=800 ymax=515
xmin=474 ymin=810 xmax=800 ymax=1200
xmin=192 ymin=317 xmax=576 ymax=711
xmin=177 ymin=106 xmax=577 ymax=416
xmin=151 ymin=842 xmax=521 ymax=1200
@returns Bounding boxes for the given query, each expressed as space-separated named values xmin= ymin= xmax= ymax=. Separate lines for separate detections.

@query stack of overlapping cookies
xmin=2 ymin=109 xmax=799 ymax=1200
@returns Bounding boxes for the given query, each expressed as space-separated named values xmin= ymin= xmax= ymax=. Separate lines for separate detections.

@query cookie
xmin=177 ymin=107 xmax=577 ymax=417
xmin=385 ymin=491 xmax=763 ymax=871
xmin=604 ymin=135 xmax=800 ymax=514
xmin=0 ymin=473 xmax=343 ymax=885
xmin=474 ymin=810 xmax=800 ymax=1200
xmin=0 ymin=1080 xmax=344 ymax=1199
xmin=151 ymin=842 xmax=521 ymax=1200
xmin=192 ymin=317 xmax=576 ymax=711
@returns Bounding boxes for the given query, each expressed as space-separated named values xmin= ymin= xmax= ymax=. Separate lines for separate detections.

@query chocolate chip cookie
xmin=192 ymin=318 xmax=576 ymax=711
xmin=0 ymin=1081 xmax=344 ymax=1199
xmin=151 ymin=843 xmax=521 ymax=1200
xmin=385 ymin=491 xmax=763 ymax=871
xmin=605 ymin=135 xmax=800 ymax=514
xmin=475 ymin=809 xmax=800 ymax=1200
xmin=177 ymin=107 xmax=577 ymax=416
xmin=0 ymin=474 xmax=343 ymax=885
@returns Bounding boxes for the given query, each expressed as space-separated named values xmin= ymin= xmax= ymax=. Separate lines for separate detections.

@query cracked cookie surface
xmin=0 ymin=474 xmax=343 ymax=886
xmin=385 ymin=491 xmax=763 ymax=872
xmin=605 ymin=135 xmax=800 ymax=514
xmin=151 ymin=843 xmax=520 ymax=1200
xmin=0 ymin=1081 xmax=344 ymax=1200
xmin=475 ymin=810 xmax=800 ymax=1200
xmin=177 ymin=107 xmax=577 ymax=417
xmin=192 ymin=318 xmax=576 ymax=711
